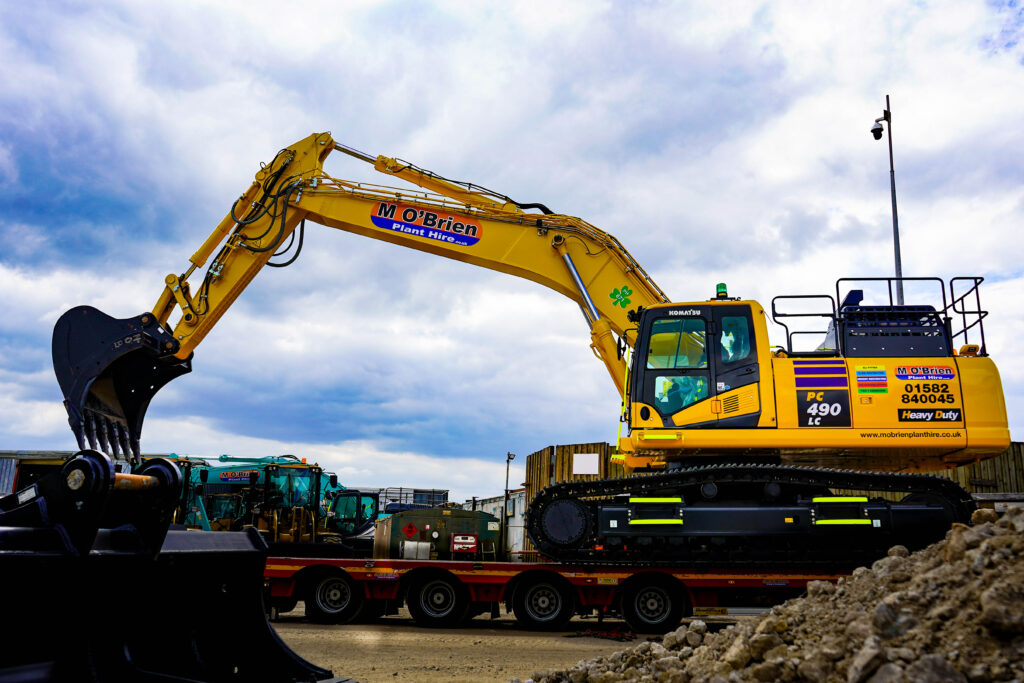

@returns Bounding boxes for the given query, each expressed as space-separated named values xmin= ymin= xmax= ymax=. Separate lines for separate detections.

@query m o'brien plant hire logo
xmin=895 ymin=365 xmax=956 ymax=381
xmin=371 ymin=202 xmax=483 ymax=247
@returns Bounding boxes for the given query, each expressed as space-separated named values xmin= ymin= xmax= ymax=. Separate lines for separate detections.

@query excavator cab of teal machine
xmin=52 ymin=306 xmax=192 ymax=463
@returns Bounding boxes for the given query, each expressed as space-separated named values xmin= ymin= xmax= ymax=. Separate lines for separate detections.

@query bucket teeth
xmin=85 ymin=413 xmax=99 ymax=451
xmin=77 ymin=410 xmax=140 ymax=465
xmin=116 ymin=424 xmax=132 ymax=464
xmin=71 ymin=419 xmax=86 ymax=452
xmin=108 ymin=419 xmax=121 ymax=459
xmin=97 ymin=416 xmax=111 ymax=454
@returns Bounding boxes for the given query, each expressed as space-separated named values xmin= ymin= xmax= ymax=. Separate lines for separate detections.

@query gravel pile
xmin=517 ymin=506 xmax=1024 ymax=683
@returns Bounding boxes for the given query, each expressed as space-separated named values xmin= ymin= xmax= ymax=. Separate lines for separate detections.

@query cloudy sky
xmin=1 ymin=1 xmax=1021 ymax=502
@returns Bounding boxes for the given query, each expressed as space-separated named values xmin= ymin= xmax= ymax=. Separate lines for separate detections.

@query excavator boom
xmin=54 ymin=132 xmax=667 ymax=460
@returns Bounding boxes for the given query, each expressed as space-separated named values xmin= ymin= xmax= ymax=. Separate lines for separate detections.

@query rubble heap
xmin=519 ymin=506 xmax=1024 ymax=683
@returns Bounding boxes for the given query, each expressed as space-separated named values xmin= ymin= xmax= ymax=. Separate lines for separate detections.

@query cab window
xmin=720 ymin=315 xmax=752 ymax=365
xmin=653 ymin=375 xmax=709 ymax=414
xmin=332 ymin=494 xmax=358 ymax=519
xmin=646 ymin=318 xmax=708 ymax=369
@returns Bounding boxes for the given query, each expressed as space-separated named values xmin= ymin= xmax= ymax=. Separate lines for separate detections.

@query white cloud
xmin=0 ymin=381 xmax=67 ymax=438
xmin=0 ymin=222 xmax=48 ymax=260
xmin=0 ymin=262 xmax=157 ymax=333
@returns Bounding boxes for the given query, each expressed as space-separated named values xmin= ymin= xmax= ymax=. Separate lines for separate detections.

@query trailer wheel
xmin=305 ymin=572 xmax=363 ymax=623
xmin=621 ymin=578 xmax=686 ymax=634
xmin=407 ymin=576 xmax=469 ymax=627
xmin=512 ymin=579 xmax=574 ymax=630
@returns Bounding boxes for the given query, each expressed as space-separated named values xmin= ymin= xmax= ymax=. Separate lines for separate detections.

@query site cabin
xmin=264 ymin=556 xmax=842 ymax=634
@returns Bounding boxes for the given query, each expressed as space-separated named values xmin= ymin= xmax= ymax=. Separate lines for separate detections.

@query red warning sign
xmin=402 ymin=522 xmax=418 ymax=539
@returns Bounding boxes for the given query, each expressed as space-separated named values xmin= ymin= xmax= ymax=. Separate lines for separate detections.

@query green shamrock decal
xmin=609 ymin=285 xmax=633 ymax=308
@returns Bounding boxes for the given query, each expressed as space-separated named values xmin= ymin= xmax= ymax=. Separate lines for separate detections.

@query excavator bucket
xmin=0 ymin=450 xmax=349 ymax=682
xmin=52 ymin=306 xmax=191 ymax=460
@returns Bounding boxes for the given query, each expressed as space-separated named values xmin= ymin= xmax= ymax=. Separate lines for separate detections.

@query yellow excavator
xmin=50 ymin=132 xmax=1009 ymax=570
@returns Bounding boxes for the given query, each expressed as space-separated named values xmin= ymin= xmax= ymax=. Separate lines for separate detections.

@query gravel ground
xmin=273 ymin=608 xmax=746 ymax=682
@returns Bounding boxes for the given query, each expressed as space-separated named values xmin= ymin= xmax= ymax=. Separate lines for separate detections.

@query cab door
xmin=632 ymin=305 xmax=763 ymax=429
xmin=711 ymin=305 xmax=761 ymax=427
xmin=636 ymin=308 xmax=717 ymax=428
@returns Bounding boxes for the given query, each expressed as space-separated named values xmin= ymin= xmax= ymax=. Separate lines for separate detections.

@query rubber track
xmin=525 ymin=464 xmax=975 ymax=568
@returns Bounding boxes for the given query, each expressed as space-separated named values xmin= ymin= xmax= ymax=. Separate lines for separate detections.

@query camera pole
xmin=872 ymin=94 xmax=904 ymax=306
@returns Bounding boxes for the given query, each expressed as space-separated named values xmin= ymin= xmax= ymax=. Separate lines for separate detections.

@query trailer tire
xmin=407 ymin=575 xmax=469 ymax=627
xmin=621 ymin=578 xmax=687 ymax=634
xmin=305 ymin=572 xmax=363 ymax=624
xmin=512 ymin=579 xmax=574 ymax=631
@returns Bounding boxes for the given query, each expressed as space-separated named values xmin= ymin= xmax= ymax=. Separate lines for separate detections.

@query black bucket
xmin=52 ymin=306 xmax=192 ymax=460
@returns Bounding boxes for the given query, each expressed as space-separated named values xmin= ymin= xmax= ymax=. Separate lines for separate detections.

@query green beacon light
xmin=716 ymin=283 xmax=728 ymax=299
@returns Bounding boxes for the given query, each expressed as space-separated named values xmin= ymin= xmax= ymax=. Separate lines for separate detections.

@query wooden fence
xmin=937 ymin=441 xmax=1023 ymax=494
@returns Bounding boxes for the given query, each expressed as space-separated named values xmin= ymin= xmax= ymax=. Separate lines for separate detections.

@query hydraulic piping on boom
xmin=51 ymin=132 xmax=1010 ymax=569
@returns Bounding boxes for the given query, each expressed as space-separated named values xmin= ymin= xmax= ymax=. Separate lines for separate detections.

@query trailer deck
xmin=265 ymin=556 xmax=845 ymax=633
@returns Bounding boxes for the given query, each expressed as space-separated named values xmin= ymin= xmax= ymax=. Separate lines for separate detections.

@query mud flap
xmin=0 ymin=451 xmax=350 ymax=682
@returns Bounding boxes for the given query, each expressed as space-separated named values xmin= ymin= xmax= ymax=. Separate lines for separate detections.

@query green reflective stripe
xmin=812 ymin=496 xmax=868 ymax=503
xmin=814 ymin=519 xmax=873 ymax=526
xmin=629 ymin=497 xmax=683 ymax=503
xmin=640 ymin=434 xmax=679 ymax=440
xmin=628 ymin=519 xmax=684 ymax=525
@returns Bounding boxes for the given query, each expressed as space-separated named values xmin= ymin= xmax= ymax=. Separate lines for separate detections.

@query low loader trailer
xmin=264 ymin=555 xmax=844 ymax=634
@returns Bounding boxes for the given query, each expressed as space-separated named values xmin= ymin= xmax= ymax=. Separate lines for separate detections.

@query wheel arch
xmin=617 ymin=570 xmax=687 ymax=597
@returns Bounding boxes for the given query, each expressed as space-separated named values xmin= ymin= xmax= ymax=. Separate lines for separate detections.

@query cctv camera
xmin=871 ymin=121 xmax=884 ymax=140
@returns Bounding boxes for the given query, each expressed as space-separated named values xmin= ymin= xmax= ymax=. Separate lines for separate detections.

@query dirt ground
xmin=273 ymin=605 xmax=746 ymax=683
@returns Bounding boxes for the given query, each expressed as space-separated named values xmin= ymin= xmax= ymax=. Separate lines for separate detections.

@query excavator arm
xmin=53 ymin=132 xmax=667 ymax=460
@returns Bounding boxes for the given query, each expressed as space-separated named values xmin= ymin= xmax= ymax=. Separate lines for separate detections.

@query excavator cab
xmin=328 ymin=490 xmax=380 ymax=534
xmin=620 ymin=277 xmax=1008 ymax=471
xmin=628 ymin=299 xmax=762 ymax=435
xmin=207 ymin=492 xmax=246 ymax=530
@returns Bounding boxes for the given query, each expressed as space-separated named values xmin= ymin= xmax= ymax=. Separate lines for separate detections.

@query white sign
xmin=572 ymin=452 xmax=600 ymax=475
